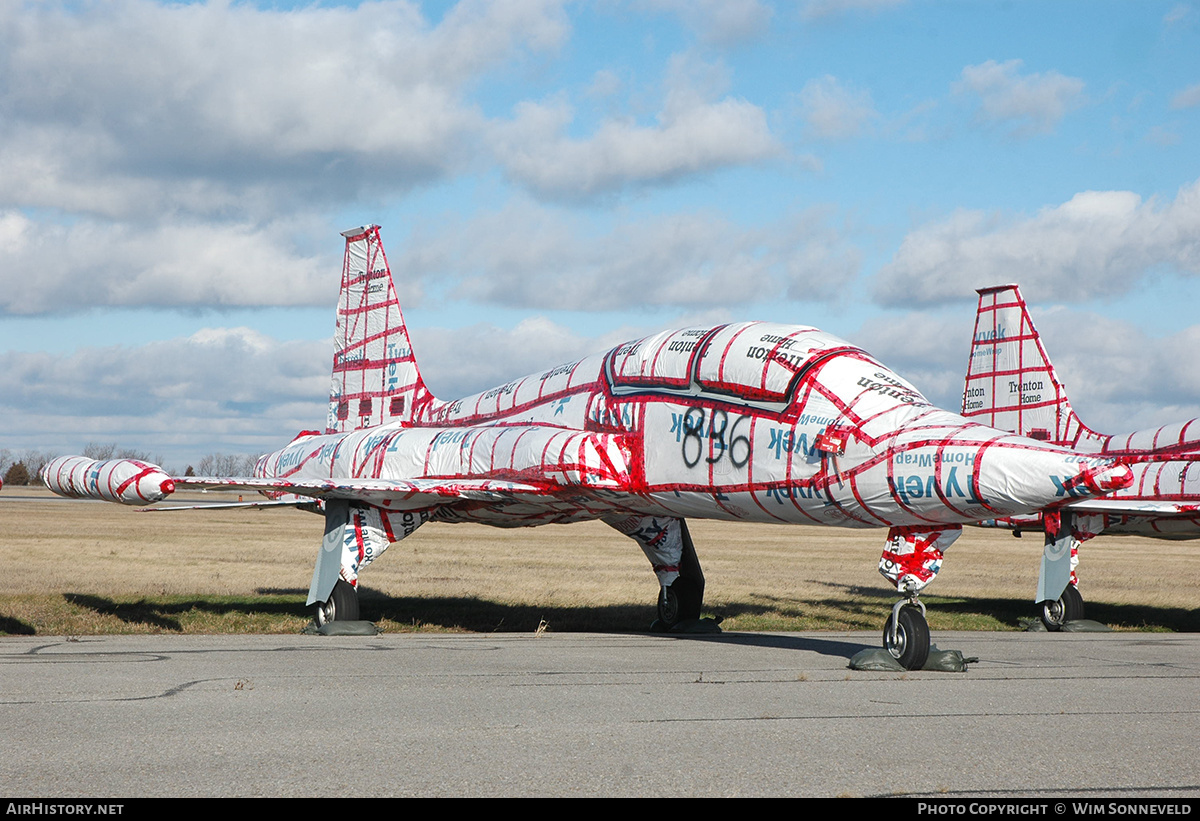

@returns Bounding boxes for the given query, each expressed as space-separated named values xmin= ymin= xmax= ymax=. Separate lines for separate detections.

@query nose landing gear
xmin=877 ymin=525 xmax=957 ymax=671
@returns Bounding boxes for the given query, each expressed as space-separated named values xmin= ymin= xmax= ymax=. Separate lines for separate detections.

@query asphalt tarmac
xmin=2 ymin=630 xmax=1198 ymax=798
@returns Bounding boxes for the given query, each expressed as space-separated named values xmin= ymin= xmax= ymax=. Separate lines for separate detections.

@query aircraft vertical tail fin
xmin=326 ymin=225 xmax=437 ymax=434
xmin=962 ymin=284 xmax=1098 ymax=448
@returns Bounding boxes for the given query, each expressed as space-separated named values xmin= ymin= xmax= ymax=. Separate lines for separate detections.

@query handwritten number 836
xmin=680 ymin=408 xmax=751 ymax=469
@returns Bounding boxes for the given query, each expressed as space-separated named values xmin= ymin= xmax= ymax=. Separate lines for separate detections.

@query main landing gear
xmin=313 ymin=578 xmax=359 ymax=627
xmin=653 ymin=520 xmax=707 ymax=631
xmin=605 ymin=515 xmax=718 ymax=633
xmin=656 ymin=571 xmax=704 ymax=629
xmin=307 ymin=501 xmax=432 ymax=629
xmin=1037 ymin=511 xmax=1088 ymax=630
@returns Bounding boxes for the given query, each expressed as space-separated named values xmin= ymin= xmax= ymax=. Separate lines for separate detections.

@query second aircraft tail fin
xmin=326 ymin=225 xmax=437 ymax=434
xmin=962 ymin=284 xmax=1099 ymax=448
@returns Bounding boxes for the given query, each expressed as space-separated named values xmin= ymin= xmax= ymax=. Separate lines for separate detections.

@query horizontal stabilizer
xmin=1065 ymin=499 xmax=1200 ymax=516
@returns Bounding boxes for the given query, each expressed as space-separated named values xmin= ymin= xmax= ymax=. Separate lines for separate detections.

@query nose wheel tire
xmin=314 ymin=579 xmax=359 ymax=626
xmin=883 ymin=604 xmax=930 ymax=671
xmin=1039 ymin=584 xmax=1084 ymax=631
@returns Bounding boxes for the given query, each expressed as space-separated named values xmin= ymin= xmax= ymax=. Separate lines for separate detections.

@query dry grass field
xmin=2 ymin=486 xmax=1197 ymax=635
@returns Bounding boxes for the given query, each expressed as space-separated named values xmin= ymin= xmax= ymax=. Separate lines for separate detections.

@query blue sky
xmin=2 ymin=0 xmax=1198 ymax=471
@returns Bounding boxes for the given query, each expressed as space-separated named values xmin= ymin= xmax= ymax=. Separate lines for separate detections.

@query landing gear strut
xmin=883 ymin=598 xmax=930 ymax=671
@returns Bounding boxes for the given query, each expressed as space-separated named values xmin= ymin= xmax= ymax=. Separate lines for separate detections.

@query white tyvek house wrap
xmin=261 ymin=424 xmax=632 ymax=498
xmin=327 ymin=225 xmax=433 ymax=434
xmin=879 ymin=525 xmax=962 ymax=593
xmin=606 ymin=514 xmax=688 ymax=587
xmin=963 ymin=285 xmax=1087 ymax=447
xmin=216 ymin=262 xmax=1131 ymax=541
xmin=40 ymin=231 xmax=1139 ymax=630
xmin=338 ymin=506 xmax=433 ymax=583
xmin=41 ymin=456 xmax=175 ymax=505
xmin=964 ymin=283 xmax=1200 ymax=541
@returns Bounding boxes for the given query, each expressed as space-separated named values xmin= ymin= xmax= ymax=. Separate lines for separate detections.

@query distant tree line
xmin=194 ymin=453 xmax=259 ymax=477
xmin=1 ymin=448 xmax=58 ymax=487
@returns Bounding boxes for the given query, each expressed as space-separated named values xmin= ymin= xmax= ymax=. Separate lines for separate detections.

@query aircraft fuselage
xmin=258 ymin=321 xmax=1124 ymax=534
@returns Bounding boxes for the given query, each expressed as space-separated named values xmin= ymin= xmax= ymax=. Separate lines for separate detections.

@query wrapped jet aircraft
xmin=42 ymin=228 xmax=1132 ymax=669
xmin=963 ymin=284 xmax=1200 ymax=628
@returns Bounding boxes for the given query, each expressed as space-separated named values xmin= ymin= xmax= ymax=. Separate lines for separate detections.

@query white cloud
xmin=492 ymin=53 xmax=780 ymax=198
xmin=412 ymin=316 xmax=632 ymax=400
xmin=0 ymin=0 xmax=580 ymax=318
xmin=800 ymin=0 xmax=908 ymax=20
xmin=852 ymin=305 xmax=1200 ymax=435
xmin=849 ymin=311 xmax=976 ymax=411
xmin=1008 ymin=308 xmax=1200 ymax=436
xmin=0 ymin=214 xmax=336 ymax=315
xmin=0 ymin=2 xmax=791 ymax=317
xmin=0 ymin=2 xmax=779 ymax=217
xmin=587 ymin=69 xmax=624 ymax=100
xmin=399 ymin=200 xmax=858 ymax=311
xmin=1171 ymin=82 xmax=1200 ymax=109
xmin=0 ymin=0 xmax=570 ymax=220
xmin=1163 ymin=3 xmax=1195 ymax=26
xmin=953 ymin=59 xmax=1085 ymax=137
xmin=874 ymin=178 xmax=1200 ymax=307
xmin=797 ymin=75 xmax=879 ymax=140
xmin=645 ymin=0 xmax=774 ymax=46
xmin=1146 ymin=124 xmax=1183 ymax=146
xmin=0 ymin=330 xmax=331 ymax=468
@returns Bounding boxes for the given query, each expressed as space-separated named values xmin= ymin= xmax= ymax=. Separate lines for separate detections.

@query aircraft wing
xmin=44 ymin=435 xmax=628 ymax=510
xmin=1064 ymin=498 xmax=1200 ymax=517
xmin=171 ymin=475 xmax=559 ymax=509
xmin=140 ymin=498 xmax=315 ymax=511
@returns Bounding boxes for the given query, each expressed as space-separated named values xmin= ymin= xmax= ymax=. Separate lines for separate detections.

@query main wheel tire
xmin=314 ymin=579 xmax=359 ymax=626
xmin=1039 ymin=584 xmax=1084 ymax=631
xmin=883 ymin=605 xmax=930 ymax=671
xmin=657 ymin=576 xmax=702 ymax=627
xmin=657 ymin=585 xmax=680 ymax=625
